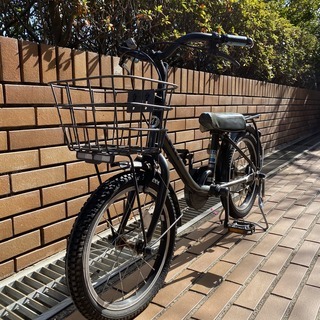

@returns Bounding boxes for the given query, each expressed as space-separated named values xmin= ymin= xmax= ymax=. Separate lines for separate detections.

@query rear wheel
xmin=66 ymin=173 xmax=176 ymax=320
xmin=216 ymin=129 xmax=259 ymax=219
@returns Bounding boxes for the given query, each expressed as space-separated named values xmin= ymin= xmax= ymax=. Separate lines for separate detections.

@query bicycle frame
xmin=163 ymin=131 xmax=260 ymax=193
xmin=138 ymin=122 xmax=263 ymax=244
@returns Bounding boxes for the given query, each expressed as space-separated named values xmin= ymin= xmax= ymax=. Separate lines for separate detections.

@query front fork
xmin=145 ymin=153 xmax=170 ymax=243
xmin=108 ymin=154 xmax=170 ymax=254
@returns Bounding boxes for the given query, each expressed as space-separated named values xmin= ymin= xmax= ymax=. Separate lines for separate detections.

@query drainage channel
xmin=1 ymin=132 xmax=319 ymax=320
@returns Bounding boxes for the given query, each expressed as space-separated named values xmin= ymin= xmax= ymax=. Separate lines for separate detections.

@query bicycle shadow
xmin=163 ymin=220 xmax=244 ymax=286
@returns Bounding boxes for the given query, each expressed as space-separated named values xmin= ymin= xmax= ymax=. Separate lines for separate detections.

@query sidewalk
xmin=64 ymin=144 xmax=320 ymax=320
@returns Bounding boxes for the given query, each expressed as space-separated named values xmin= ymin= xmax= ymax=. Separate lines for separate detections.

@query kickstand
xmin=252 ymin=173 xmax=269 ymax=231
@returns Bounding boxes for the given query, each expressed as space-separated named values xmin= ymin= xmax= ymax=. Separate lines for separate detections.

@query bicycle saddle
xmin=199 ymin=112 xmax=246 ymax=132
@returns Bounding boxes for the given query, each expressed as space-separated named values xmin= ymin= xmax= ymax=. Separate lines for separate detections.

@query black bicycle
xmin=51 ymin=32 xmax=266 ymax=320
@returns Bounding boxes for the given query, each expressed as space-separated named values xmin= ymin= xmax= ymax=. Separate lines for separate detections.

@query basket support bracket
xmin=95 ymin=164 xmax=103 ymax=185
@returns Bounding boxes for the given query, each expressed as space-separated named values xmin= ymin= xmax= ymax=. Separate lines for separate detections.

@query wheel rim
xmin=82 ymin=184 xmax=171 ymax=313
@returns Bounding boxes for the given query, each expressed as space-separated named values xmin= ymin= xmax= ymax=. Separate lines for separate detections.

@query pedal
xmin=228 ymin=220 xmax=255 ymax=235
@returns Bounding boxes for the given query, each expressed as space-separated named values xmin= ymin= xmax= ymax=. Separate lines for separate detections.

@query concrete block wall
xmin=1 ymin=36 xmax=320 ymax=280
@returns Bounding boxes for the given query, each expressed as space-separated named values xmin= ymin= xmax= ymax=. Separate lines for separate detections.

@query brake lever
xmin=118 ymin=38 xmax=139 ymax=73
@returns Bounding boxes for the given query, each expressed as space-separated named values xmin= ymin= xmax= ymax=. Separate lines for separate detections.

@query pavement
xmin=62 ymin=141 xmax=320 ymax=320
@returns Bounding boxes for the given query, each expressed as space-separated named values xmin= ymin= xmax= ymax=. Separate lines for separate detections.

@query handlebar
xmin=119 ymin=32 xmax=253 ymax=62
xmin=158 ymin=32 xmax=253 ymax=60
xmin=118 ymin=32 xmax=253 ymax=80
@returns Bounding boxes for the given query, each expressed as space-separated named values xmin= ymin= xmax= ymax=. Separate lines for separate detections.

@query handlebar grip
xmin=221 ymin=34 xmax=254 ymax=48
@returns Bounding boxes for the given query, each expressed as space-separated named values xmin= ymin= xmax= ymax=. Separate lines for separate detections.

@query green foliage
xmin=0 ymin=0 xmax=319 ymax=88
xmin=217 ymin=0 xmax=319 ymax=87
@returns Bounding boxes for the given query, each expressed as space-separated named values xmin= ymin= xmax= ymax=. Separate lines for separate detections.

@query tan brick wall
xmin=1 ymin=36 xmax=320 ymax=280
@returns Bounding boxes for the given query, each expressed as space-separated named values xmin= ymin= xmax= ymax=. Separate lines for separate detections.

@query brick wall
xmin=1 ymin=36 xmax=320 ymax=280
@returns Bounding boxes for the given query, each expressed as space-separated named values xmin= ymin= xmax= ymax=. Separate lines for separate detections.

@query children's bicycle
xmin=51 ymin=32 xmax=267 ymax=320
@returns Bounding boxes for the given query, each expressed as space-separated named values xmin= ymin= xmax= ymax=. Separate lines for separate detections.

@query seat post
xmin=208 ymin=132 xmax=219 ymax=171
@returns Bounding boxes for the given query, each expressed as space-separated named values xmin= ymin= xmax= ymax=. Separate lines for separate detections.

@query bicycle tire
xmin=66 ymin=172 xmax=177 ymax=320
xmin=216 ymin=128 xmax=259 ymax=219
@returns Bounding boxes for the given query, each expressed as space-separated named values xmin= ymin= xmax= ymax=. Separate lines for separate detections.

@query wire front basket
xmin=50 ymin=75 xmax=177 ymax=163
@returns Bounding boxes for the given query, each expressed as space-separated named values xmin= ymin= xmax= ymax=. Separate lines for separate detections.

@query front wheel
xmin=216 ymin=128 xmax=260 ymax=219
xmin=66 ymin=173 xmax=177 ymax=320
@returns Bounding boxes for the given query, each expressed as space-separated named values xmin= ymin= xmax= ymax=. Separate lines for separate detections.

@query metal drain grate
xmin=0 ymin=258 xmax=69 ymax=320
xmin=1 ymin=132 xmax=319 ymax=320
